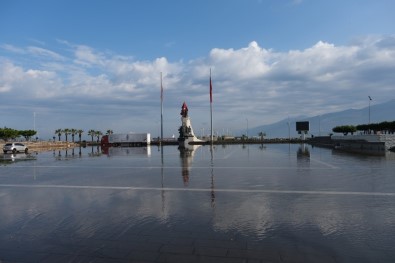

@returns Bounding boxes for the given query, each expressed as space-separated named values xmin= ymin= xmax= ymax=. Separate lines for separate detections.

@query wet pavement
xmin=0 ymin=144 xmax=395 ymax=262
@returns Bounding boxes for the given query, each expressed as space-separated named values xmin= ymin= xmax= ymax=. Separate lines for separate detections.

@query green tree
xmin=332 ymin=125 xmax=357 ymax=135
xmin=357 ymin=121 xmax=395 ymax=134
xmin=106 ymin=129 xmax=113 ymax=135
xmin=55 ymin=129 xmax=63 ymax=141
xmin=77 ymin=129 xmax=84 ymax=142
xmin=70 ymin=128 xmax=77 ymax=142
xmin=19 ymin=130 xmax=37 ymax=141
xmin=258 ymin=131 xmax=266 ymax=141
xmin=0 ymin=127 xmax=20 ymax=141
xmin=88 ymin=129 xmax=96 ymax=142
xmin=95 ymin=130 xmax=103 ymax=142
xmin=64 ymin=128 xmax=71 ymax=142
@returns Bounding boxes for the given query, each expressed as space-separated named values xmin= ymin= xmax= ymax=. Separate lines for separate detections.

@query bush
xmin=356 ymin=121 xmax=395 ymax=134
xmin=332 ymin=125 xmax=357 ymax=135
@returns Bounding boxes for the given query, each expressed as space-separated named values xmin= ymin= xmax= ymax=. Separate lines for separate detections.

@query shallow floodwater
xmin=0 ymin=144 xmax=394 ymax=262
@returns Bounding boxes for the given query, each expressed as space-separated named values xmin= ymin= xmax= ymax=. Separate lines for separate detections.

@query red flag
xmin=210 ymin=74 xmax=212 ymax=103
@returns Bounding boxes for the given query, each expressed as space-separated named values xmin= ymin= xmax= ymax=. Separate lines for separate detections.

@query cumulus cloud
xmin=0 ymin=36 xmax=394 ymax=138
xmin=210 ymin=41 xmax=271 ymax=79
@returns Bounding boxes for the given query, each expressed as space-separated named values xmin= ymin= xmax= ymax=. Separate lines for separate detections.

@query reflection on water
xmin=179 ymin=145 xmax=201 ymax=186
xmin=0 ymin=144 xmax=395 ymax=262
xmin=51 ymin=146 xmax=153 ymax=160
xmin=53 ymin=147 xmax=86 ymax=159
xmin=297 ymin=144 xmax=310 ymax=167
xmin=0 ymin=153 xmax=37 ymax=165
xmin=102 ymin=146 xmax=151 ymax=156
xmin=297 ymin=144 xmax=310 ymax=159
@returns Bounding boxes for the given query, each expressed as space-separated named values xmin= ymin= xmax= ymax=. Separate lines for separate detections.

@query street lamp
xmin=368 ymin=96 xmax=372 ymax=124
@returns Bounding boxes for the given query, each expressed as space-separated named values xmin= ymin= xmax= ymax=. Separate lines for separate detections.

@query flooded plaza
xmin=0 ymin=144 xmax=395 ymax=262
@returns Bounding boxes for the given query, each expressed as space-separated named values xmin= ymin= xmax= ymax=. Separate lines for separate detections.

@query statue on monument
xmin=178 ymin=101 xmax=202 ymax=147
xmin=180 ymin=102 xmax=188 ymax=118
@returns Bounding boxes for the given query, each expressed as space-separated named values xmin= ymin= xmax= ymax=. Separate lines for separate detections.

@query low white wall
xmin=332 ymin=134 xmax=395 ymax=149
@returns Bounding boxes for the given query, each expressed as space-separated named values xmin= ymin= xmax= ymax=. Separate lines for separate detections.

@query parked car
xmin=3 ymin=143 xmax=28 ymax=154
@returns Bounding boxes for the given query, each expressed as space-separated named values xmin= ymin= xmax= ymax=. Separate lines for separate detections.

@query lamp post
xmin=368 ymin=96 xmax=372 ymax=124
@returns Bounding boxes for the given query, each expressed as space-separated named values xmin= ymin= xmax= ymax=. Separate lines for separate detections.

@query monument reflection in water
xmin=0 ymin=144 xmax=394 ymax=262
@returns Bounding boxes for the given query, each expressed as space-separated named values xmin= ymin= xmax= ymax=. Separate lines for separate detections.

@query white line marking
xmin=0 ymin=184 xmax=394 ymax=196
xmin=309 ymin=157 xmax=339 ymax=169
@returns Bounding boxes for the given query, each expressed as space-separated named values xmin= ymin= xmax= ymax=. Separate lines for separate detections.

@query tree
xmin=77 ymin=129 xmax=84 ymax=142
xmin=19 ymin=130 xmax=37 ymax=141
xmin=356 ymin=124 xmax=369 ymax=134
xmin=332 ymin=125 xmax=357 ymax=135
xmin=106 ymin=129 xmax=113 ymax=135
xmin=258 ymin=131 xmax=266 ymax=141
xmin=95 ymin=130 xmax=103 ymax=142
xmin=55 ymin=129 xmax=63 ymax=141
xmin=70 ymin=128 xmax=77 ymax=142
xmin=356 ymin=121 xmax=395 ymax=134
xmin=88 ymin=129 xmax=96 ymax=142
xmin=64 ymin=128 xmax=71 ymax=142
xmin=0 ymin=127 xmax=19 ymax=141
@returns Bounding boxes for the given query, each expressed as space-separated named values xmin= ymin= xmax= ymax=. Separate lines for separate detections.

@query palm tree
xmin=71 ymin=129 xmax=77 ymax=142
xmin=55 ymin=129 xmax=63 ymax=141
xmin=64 ymin=128 xmax=71 ymax=142
xmin=88 ymin=129 xmax=95 ymax=142
xmin=106 ymin=129 xmax=113 ymax=135
xmin=77 ymin=129 xmax=84 ymax=142
xmin=95 ymin=130 xmax=103 ymax=143
xmin=258 ymin=132 xmax=266 ymax=141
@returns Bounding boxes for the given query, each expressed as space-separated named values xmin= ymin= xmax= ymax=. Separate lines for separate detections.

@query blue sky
xmin=1 ymin=0 xmax=395 ymax=139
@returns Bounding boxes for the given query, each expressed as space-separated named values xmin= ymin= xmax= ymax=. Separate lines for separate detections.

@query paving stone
xmin=194 ymin=246 xmax=228 ymax=257
xmin=145 ymin=236 xmax=195 ymax=246
xmin=157 ymin=253 xmax=200 ymax=263
xmin=127 ymin=250 xmax=161 ymax=262
xmin=160 ymin=244 xmax=194 ymax=254
xmin=195 ymin=238 xmax=247 ymax=250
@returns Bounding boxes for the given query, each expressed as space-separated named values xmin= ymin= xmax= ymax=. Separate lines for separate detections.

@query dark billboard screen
xmin=296 ymin=121 xmax=309 ymax=131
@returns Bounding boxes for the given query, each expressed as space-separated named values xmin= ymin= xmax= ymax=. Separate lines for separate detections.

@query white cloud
xmin=0 ymin=61 xmax=63 ymax=99
xmin=74 ymin=45 xmax=105 ymax=67
xmin=1 ymin=44 xmax=26 ymax=54
xmin=27 ymin=46 xmax=65 ymax=60
xmin=210 ymin=41 xmax=271 ymax=79
xmin=1 ymin=36 xmax=395 ymax=138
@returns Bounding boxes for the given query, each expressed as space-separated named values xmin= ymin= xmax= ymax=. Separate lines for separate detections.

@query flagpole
xmin=210 ymin=68 xmax=213 ymax=143
xmin=160 ymin=72 xmax=163 ymax=144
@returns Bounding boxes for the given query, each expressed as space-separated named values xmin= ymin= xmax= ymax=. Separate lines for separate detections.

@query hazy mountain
xmin=247 ymin=99 xmax=395 ymax=138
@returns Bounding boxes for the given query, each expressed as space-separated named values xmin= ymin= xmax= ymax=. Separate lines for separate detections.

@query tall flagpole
xmin=160 ymin=72 xmax=163 ymax=144
xmin=210 ymin=68 xmax=213 ymax=143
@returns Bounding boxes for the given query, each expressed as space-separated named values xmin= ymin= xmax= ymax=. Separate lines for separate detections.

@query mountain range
xmin=247 ymin=99 xmax=395 ymax=139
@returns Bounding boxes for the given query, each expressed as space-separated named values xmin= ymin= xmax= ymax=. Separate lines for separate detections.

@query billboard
xmin=296 ymin=121 xmax=309 ymax=132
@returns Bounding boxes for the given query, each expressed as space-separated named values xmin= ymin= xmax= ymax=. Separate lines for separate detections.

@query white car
xmin=3 ymin=143 xmax=28 ymax=154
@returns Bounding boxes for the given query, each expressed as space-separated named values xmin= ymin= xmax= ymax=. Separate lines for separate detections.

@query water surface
xmin=0 ymin=144 xmax=394 ymax=262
